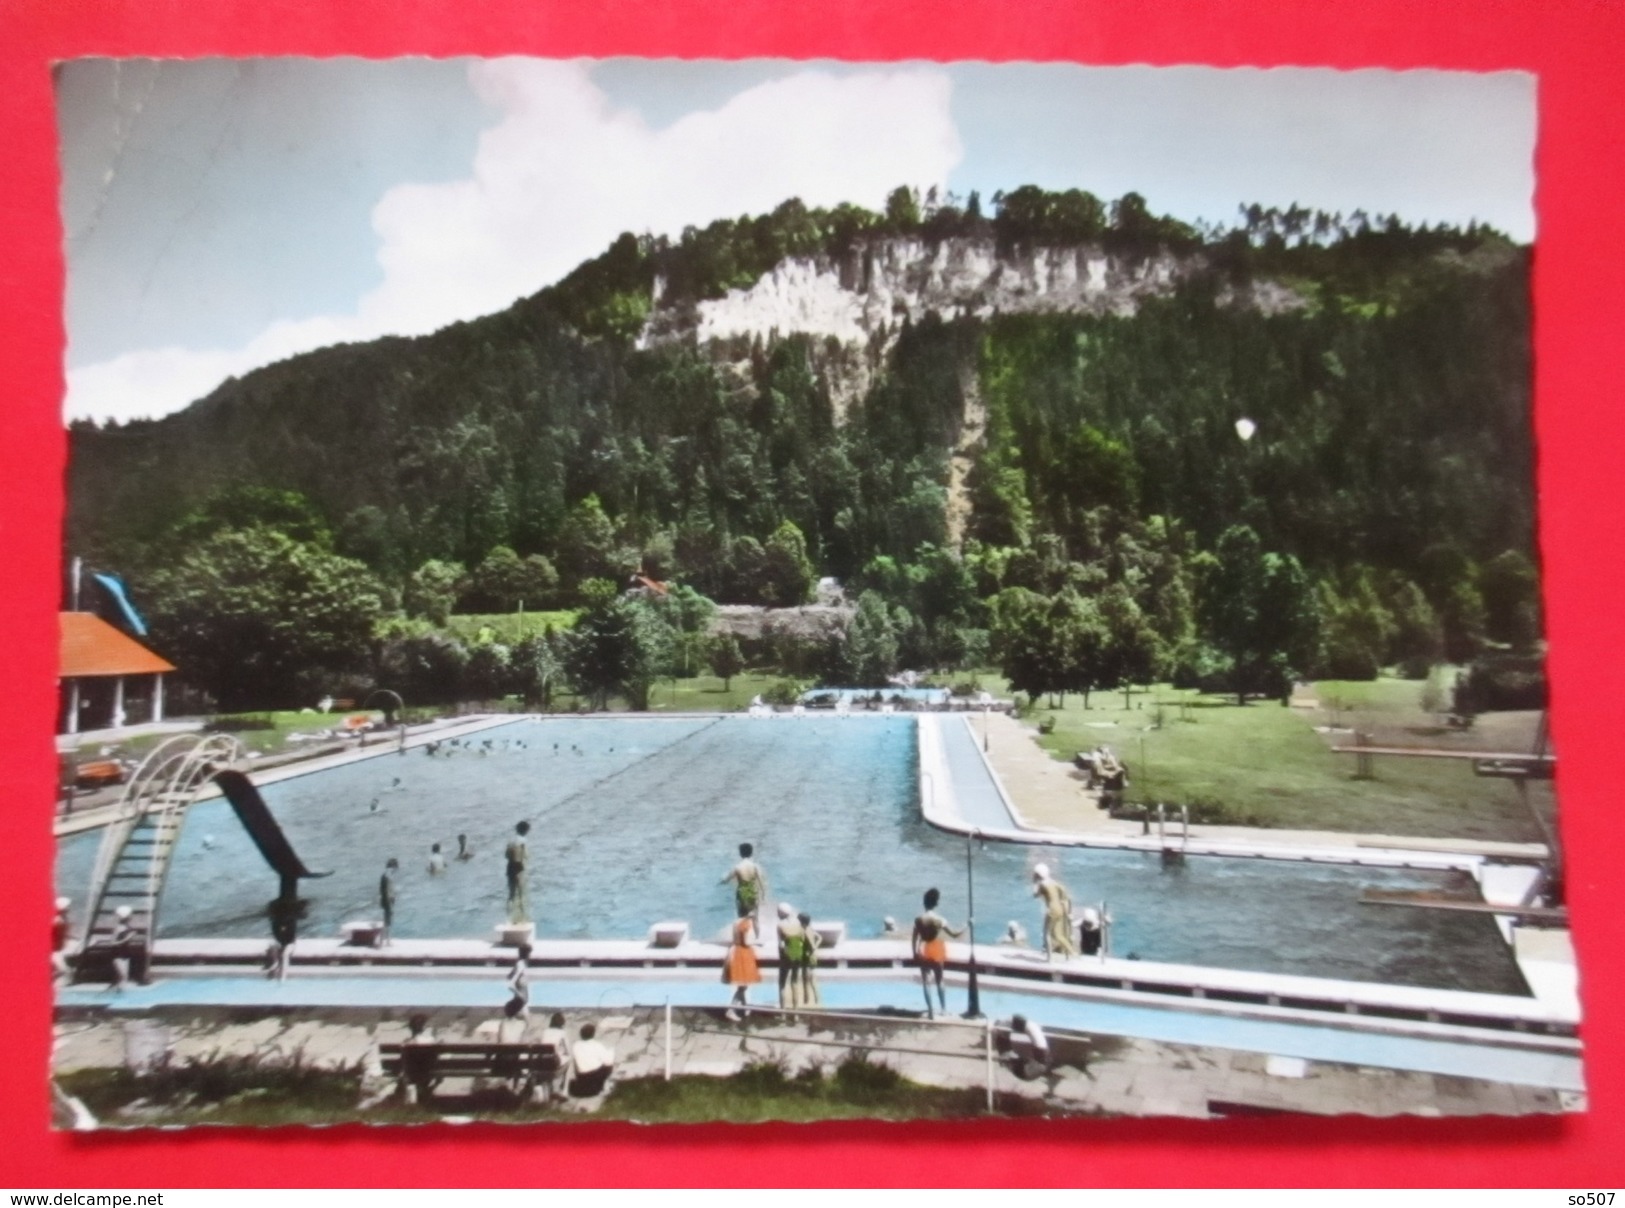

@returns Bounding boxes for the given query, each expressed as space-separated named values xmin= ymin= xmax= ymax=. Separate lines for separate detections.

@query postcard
xmin=48 ymin=57 xmax=1572 ymax=1130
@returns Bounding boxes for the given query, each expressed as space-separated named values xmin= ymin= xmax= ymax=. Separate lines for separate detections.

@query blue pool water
xmin=55 ymin=716 xmax=1528 ymax=995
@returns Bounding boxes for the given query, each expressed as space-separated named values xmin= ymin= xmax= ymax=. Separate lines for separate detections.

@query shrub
xmin=833 ymin=1051 xmax=901 ymax=1102
xmin=203 ymin=714 xmax=276 ymax=733
xmin=1169 ymin=643 xmax=1232 ymax=694
xmin=733 ymin=1058 xmax=791 ymax=1093
xmin=1455 ymin=655 xmax=1547 ymax=713
xmin=761 ymin=678 xmax=807 ymax=707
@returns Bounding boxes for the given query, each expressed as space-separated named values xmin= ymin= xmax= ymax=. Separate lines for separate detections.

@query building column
xmin=152 ymin=674 xmax=165 ymax=723
xmin=112 ymin=675 xmax=126 ymax=729
xmin=66 ymin=680 xmax=80 ymax=735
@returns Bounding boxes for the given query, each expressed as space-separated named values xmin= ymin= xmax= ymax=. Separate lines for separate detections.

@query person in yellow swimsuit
xmin=776 ymin=902 xmax=807 ymax=1008
xmin=796 ymin=910 xmax=822 ymax=1007
xmin=1032 ymin=863 xmax=1078 ymax=961
xmin=911 ymin=887 xmax=965 ymax=1019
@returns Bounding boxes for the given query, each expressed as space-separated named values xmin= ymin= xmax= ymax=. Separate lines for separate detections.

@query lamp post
xmin=964 ymin=827 xmax=983 ymax=1019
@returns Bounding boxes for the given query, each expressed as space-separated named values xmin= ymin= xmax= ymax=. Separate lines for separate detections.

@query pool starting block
xmin=494 ymin=922 xmax=536 ymax=948
xmin=648 ymin=921 xmax=690 ymax=948
xmin=341 ymin=921 xmax=385 ymax=948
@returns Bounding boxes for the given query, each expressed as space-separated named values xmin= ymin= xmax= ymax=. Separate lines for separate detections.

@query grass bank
xmin=1024 ymin=676 xmax=1549 ymax=843
xmin=444 ymin=611 xmax=578 ymax=645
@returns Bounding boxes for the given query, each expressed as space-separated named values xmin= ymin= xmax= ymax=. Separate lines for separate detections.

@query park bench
xmin=73 ymin=759 xmax=126 ymax=788
xmin=378 ymin=1041 xmax=564 ymax=1106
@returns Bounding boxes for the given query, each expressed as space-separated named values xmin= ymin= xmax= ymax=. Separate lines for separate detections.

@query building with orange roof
xmin=58 ymin=612 xmax=176 ymax=734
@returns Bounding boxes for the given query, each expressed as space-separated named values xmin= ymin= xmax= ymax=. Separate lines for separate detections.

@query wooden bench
xmin=74 ymin=759 xmax=126 ymax=788
xmin=379 ymin=1041 xmax=564 ymax=1106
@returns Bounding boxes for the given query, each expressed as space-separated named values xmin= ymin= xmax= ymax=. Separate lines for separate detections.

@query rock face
xmin=710 ymin=604 xmax=853 ymax=644
xmin=687 ymin=239 xmax=1194 ymax=345
xmin=642 ymin=235 xmax=1218 ymax=419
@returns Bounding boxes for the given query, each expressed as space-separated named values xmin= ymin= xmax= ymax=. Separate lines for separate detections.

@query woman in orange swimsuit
xmin=912 ymin=887 xmax=965 ymax=1019
xmin=723 ymin=913 xmax=761 ymax=1020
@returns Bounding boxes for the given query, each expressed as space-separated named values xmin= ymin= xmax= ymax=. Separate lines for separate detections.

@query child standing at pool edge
xmin=797 ymin=910 xmax=822 ymax=1006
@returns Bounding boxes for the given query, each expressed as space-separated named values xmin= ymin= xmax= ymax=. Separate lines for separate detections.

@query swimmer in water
xmin=201 ymin=834 xmax=217 ymax=851
xmin=456 ymin=833 xmax=473 ymax=861
xmin=428 ymin=843 xmax=446 ymax=876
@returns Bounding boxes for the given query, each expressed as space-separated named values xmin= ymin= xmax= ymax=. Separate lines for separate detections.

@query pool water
xmin=55 ymin=716 xmax=1529 ymax=995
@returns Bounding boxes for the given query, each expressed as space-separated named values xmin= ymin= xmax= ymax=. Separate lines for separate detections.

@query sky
xmin=56 ymin=58 xmax=1536 ymax=425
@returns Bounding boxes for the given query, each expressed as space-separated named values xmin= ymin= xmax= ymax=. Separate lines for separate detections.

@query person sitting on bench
xmin=536 ymin=1012 xmax=572 ymax=1100
xmin=995 ymin=1014 xmax=1051 ymax=1080
xmin=566 ymin=1023 xmax=615 ymax=1098
xmin=398 ymin=1013 xmax=441 ymax=1105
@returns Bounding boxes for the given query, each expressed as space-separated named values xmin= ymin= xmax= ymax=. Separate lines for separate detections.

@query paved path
xmin=51 ymin=1004 xmax=1575 ymax=1123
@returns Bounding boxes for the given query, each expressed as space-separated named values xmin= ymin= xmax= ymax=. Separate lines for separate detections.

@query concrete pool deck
xmin=51 ymin=996 xmax=1579 ymax=1123
xmin=61 ymin=928 xmax=1580 ymax=1078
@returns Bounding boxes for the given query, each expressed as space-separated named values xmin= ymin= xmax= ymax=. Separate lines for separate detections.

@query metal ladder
xmin=75 ymin=734 xmax=243 ymax=981
xmin=1156 ymin=801 xmax=1190 ymax=864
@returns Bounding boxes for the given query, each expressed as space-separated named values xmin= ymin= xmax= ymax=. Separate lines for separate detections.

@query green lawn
xmin=87 ymin=709 xmax=359 ymax=766
xmin=203 ymin=709 xmax=378 ymax=754
xmin=640 ymin=671 xmax=787 ymax=713
xmin=445 ymin=611 xmax=578 ymax=645
xmin=1026 ymin=677 xmax=1549 ymax=842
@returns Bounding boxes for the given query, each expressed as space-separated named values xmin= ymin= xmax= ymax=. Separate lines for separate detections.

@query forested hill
xmin=67 ymin=186 xmax=1537 ymax=685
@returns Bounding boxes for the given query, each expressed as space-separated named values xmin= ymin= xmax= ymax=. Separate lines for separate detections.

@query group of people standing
xmin=718 ymin=844 xmax=823 ymax=1020
xmin=718 ymin=842 xmax=1104 ymax=1023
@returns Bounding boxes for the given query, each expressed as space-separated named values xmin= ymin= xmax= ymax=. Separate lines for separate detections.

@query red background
xmin=2 ymin=0 xmax=1621 ymax=1187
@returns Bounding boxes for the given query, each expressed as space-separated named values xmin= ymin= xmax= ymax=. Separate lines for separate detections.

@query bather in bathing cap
xmin=55 ymin=897 xmax=71 ymax=911
xmin=777 ymin=902 xmax=793 ymax=918
xmin=115 ymin=905 xmax=132 ymax=918
xmin=1033 ymin=863 xmax=1050 ymax=879
xmin=1081 ymin=907 xmax=1101 ymax=925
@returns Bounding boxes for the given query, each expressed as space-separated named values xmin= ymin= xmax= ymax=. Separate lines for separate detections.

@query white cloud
xmin=66 ymin=60 xmax=962 ymax=424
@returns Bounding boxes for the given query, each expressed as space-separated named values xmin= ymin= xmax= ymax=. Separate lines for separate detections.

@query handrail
xmin=80 ymin=734 xmax=242 ymax=953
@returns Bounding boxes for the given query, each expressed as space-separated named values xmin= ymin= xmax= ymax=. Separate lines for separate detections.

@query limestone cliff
xmin=640 ymin=236 xmax=1302 ymax=422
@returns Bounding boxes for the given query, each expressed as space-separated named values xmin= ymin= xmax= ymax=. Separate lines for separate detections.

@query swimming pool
xmin=55 ymin=716 xmax=1529 ymax=995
